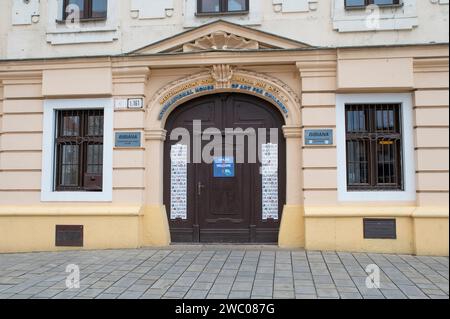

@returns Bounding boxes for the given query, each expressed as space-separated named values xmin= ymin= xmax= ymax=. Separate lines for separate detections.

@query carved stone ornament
xmin=210 ymin=64 xmax=234 ymax=89
xmin=183 ymin=31 xmax=259 ymax=52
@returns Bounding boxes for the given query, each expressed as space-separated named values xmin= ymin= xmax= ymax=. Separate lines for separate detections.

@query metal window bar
xmin=55 ymin=110 xmax=104 ymax=192
xmin=345 ymin=104 xmax=403 ymax=191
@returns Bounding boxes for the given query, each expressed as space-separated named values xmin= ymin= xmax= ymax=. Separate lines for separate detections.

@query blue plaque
xmin=305 ymin=129 xmax=333 ymax=145
xmin=213 ymin=157 xmax=235 ymax=178
xmin=115 ymin=132 xmax=141 ymax=148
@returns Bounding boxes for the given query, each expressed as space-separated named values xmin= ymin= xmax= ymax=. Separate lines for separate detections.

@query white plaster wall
xmin=0 ymin=0 xmax=448 ymax=59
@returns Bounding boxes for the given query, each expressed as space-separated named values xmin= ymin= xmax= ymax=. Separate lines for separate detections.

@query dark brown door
xmin=164 ymin=93 xmax=286 ymax=243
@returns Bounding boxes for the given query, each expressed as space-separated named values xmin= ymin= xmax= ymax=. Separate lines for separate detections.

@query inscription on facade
xmin=158 ymin=74 xmax=290 ymax=120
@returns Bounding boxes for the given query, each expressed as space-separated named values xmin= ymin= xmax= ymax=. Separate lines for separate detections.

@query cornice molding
xmin=112 ymin=66 xmax=151 ymax=80
xmin=0 ymin=70 xmax=43 ymax=83
xmin=282 ymin=125 xmax=303 ymax=138
xmin=413 ymin=57 xmax=449 ymax=73
xmin=296 ymin=61 xmax=337 ymax=78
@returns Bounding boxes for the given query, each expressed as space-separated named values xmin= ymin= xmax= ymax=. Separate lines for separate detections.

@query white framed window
xmin=332 ymin=0 xmax=418 ymax=32
xmin=336 ymin=93 xmax=416 ymax=202
xmin=183 ymin=0 xmax=262 ymax=27
xmin=46 ymin=0 xmax=119 ymax=45
xmin=41 ymin=98 xmax=113 ymax=202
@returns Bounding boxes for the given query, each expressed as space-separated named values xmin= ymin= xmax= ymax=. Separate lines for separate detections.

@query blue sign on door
xmin=214 ymin=157 xmax=235 ymax=178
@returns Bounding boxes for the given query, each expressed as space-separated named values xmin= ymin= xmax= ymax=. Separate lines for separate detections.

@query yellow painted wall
xmin=305 ymin=217 xmax=415 ymax=255
xmin=0 ymin=215 xmax=141 ymax=253
xmin=414 ymin=217 xmax=449 ymax=256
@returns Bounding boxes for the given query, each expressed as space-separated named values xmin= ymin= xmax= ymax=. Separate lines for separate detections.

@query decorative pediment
xmin=183 ymin=31 xmax=260 ymax=52
xmin=129 ymin=20 xmax=312 ymax=55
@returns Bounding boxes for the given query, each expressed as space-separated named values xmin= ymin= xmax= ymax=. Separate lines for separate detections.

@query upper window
xmin=345 ymin=0 xmax=401 ymax=8
xmin=197 ymin=0 xmax=249 ymax=14
xmin=345 ymin=104 xmax=403 ymax=191
xmin=63 ymin=0 xmax=108 ymax=20
xmin=55 ymin=110 xmax=104 ymax=192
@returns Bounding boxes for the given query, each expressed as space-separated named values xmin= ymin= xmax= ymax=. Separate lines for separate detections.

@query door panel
xmin=164 ymin=93 xmax=286 ymax=243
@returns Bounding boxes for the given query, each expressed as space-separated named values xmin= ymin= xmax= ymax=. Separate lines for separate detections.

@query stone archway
xmin=142 ymin=66 xmax=304 ymax=248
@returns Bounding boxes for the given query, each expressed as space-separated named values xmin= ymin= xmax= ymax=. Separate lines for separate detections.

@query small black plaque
xmin=55 ymin=225 xmax=84 ymax=247
xmin=363 ymin=219 xmax=397 ymax=239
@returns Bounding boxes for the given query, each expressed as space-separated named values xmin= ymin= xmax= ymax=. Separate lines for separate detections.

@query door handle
xmin=197 ymin=182 xmax=205 ymax=196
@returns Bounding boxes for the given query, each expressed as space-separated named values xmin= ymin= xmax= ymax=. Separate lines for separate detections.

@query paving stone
xmin=76 ymin=288 xmax=105 ymax=298
xmin=232 ymin=282 xmax=253 ymax=291
xmin=251 ymin=286 xmax=273 ymax=296
xmin=229 ymin=291 xmax=252 ymax=299
xmin=184 ymin=290 xmax=209 ymax=299
xmin=340 ymin=293 xmax=363 ymax=299
xmin=163 ymin=290 xmax=187 ymax=299
xmin=206 ymin=294 xmax=229 ymax=299
xmin=429 ymin=295 xmax=449 ymax=299
xmin=9 ymin=294 xmax=33 ymax=299
xmin=273 ymin=290 xmax=295 ymax=299
xmin=209 ymin=284 xmax=232 ymax=294
xmin=398 ymin=285 xmax=428 ymax=298
xmin=316 ymin=288 xmax=339 ymax=298
xmin=295 ymin=286 xmax=316 ymax=294
xmin=295 ymin=294 xmax=317 ymax=299
xmin=380 ymin=289 xmax=407 ymax=299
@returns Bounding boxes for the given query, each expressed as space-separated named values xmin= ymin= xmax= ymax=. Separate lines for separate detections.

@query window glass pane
xmin=374 ymin=0 xmax=396 ymax=5
xmin=377 ymin=140 xmax=397 ymax=184
xmin=62 ymin=115 xmax=80 ymax=136
xmin=345 ymin=0 xmax=365 ymax=6
xmin=87 ymin=144 xmax=103 ymax=174
xmin=376 ymin=104 xmax=398 ymax=132
xmin=92 ymin=0 xmax=107 ymax=18
xmin=88 ymin=114 xmax=104 ymax=136
xmin=66 ymin=0 xmax=85 ymax=18
xmin=346 ymin=106 xmax=368 ymax=132
xmin=201 ymin=0 xmax=220 ymax=12
xmin=347 ymin=140 xmax=369 ymax=185
xmin=228 ymin=0 xmax=247 ymax=11
xmin=61 ymin=145 xmax=79 ymax=186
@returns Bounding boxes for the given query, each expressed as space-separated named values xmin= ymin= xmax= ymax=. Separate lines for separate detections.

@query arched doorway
xmin=163 ymin=93 xmax=286 ymax=243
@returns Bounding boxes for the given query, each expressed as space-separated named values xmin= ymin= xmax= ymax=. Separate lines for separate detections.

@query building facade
xmin=0 ymin=0 xmax=448 ymax=255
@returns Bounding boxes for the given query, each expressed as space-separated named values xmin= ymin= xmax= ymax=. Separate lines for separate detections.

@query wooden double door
xmin=164 ymin=93 xmax=286 ymax=243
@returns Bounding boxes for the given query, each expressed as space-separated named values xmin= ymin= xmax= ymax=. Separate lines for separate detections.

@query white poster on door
xmin=261 ymin=143 xmax=279 ymax=220
xmin=170 ymin=144 xmax=188 ymax=220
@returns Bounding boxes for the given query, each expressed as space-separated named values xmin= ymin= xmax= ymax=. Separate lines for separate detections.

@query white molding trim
xmin=41 ymin=98 xmax=113 ymax=202
xmin=336 ymin=93 xmax=416 ymax=202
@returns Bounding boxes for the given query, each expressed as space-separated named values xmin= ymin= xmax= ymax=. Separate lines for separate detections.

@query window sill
xmin=195 ymin=11 xmax=249 ymax=17
xmin=347 ymin=188 xmax=404 ymax=192
xmin=55 ymin=18 xmax=107 ymax=24
xmin=344 ymin=3 xmax=404 ymax=11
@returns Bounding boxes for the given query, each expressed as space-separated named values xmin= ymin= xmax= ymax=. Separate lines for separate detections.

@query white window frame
xmin=336 ymin=93 xmax=416 ymax=202
xmin=41 ymin=98 xmax=113 ymax=202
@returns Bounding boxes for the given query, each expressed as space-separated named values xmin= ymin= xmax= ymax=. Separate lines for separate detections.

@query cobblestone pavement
xmin=0 ymin=246 xmax=448 ymax=299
